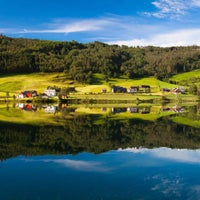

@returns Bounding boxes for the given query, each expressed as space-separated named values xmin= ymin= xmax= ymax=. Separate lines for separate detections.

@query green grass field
xmin=0 ymin=72 xmax=198 ymax=102
xmin=169 ymin=69 xmax=200 ymax=86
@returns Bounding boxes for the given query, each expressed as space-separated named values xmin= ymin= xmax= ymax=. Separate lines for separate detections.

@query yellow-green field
xmin=0 ymin=73 xmax=75 ymax=96
xmin=0 ymin=72 xmax=198 ymax=102
xmin=0 ymin=72 xmax=175 ymax=95
xmin=169 ymin=69 xmax=200 ymax=86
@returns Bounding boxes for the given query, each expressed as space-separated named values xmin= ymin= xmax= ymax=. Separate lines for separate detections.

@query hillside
xmin=1 ymin=34 xmax=200 ymax=84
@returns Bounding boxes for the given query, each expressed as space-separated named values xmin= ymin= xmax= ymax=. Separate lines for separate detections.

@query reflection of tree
xmin=0 ymin=115 xmax=200 ymax=161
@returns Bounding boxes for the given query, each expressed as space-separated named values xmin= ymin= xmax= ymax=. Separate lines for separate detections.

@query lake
xmin=0 ymin=103 xmax=199 ymax=199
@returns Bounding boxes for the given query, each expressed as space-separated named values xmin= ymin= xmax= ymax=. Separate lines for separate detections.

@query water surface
xmin=0 ymin=103 xmax=199 ymax=199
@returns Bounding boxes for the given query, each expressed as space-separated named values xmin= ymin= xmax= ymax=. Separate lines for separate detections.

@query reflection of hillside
xmin=0 ymin=115 xmax=199 ymax=161
xmin=0 ymin=103 xmax=198 ymax=126
xmin=15 ymin=103 xmax=187 ymax=115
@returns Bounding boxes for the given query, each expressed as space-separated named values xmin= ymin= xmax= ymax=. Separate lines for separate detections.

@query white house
xmin=44 ymin=89 xmax=57 ymax=97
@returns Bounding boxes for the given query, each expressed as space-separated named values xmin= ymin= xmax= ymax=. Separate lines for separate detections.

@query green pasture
xmin=0 ymin=73 xmax=73 ymax=96
xmin=0 ymin=72 xmax=198 ymax=102
xmin=169 ymin=69 xmax=200 ymax=85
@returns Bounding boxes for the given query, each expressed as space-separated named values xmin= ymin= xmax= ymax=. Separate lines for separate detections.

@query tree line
xmin=0 ymin=114 xmax=199 ymax=161
xmin=0 ymin=34 xmax=200 ymax=83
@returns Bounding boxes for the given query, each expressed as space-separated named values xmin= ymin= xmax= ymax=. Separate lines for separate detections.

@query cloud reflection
xmin=119 ymin=147 xmax=200 ymax=164
xmin=22 ymin=158 xmax=110 ymax=172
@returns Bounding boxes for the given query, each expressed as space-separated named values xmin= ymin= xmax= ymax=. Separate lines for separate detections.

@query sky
xmin=1 ymin=0 xmax=200 ymax=47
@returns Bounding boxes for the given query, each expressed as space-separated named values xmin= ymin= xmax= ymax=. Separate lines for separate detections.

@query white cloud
xmin=108 ymin=28 xmax=200 ymax=47
xmin=18 ymin=18 xmax=114 ymax=34
xmin=147 ymin=0 xmax=200 ymax=19
xmin=119 ymin=147 xmax=200 ymax=164
xmin=191 ymin=0 xmax=200 ymax=7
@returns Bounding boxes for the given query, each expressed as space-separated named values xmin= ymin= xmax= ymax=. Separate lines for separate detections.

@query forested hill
xmin=0 ymin=34 xmax=200 ymax=83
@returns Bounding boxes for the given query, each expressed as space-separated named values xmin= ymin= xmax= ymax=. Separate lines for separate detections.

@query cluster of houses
xmin=17 ymin=88 xmax=57 ymax=99
xmin=110 ymin=85 xmax=185 ymax=94
xmin=111 ymin=85 xmax=151 ymax=93
xmin=162 ymin=87 xmax=185 ymax=94
xmin=17 ymin=85 xmax=185 ymax=99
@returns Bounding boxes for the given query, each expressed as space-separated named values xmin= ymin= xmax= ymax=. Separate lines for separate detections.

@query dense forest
xmin=0 ymin=34 xmax=200 ymax=83
xmin=0 ymin=114 xmax=200 ymax=161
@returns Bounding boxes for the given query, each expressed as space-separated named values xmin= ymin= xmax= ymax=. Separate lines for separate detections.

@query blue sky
xmin=1 ymin=0 xmax=200 ymax=46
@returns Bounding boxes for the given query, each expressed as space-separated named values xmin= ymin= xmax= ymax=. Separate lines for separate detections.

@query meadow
xmin=0 ymin=71 xmax=199 ymax=102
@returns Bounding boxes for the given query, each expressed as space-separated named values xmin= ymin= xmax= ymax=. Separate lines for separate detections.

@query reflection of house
xmin=17 ymin=103 xmax=37 ymax=111
xmin=127 ymin=107 xmax=139 ymax=113
xmin=140 ymin=107 xmax=151 ymax=114
xmin=44 ymin=105 xmax=56 ymax=113
xmin=171 ymin=106 xmax=185 ymax=113
xmin=18 ymin=90 xmax=37 ymax=98
xmin=112 ymin=86 xmax=127 ymax=93
xmin=112 ymin=107 xmax=127 ymax=114
xmin=44 ymin=89 xmax=57 ymax=97
xmin=128 ymin=86 xmax=139 ymax=93
xmin=162 ymin=107 xmax=171 ymax=112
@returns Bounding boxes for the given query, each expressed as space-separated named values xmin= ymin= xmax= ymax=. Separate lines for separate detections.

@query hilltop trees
xmin=0 ymin=35 xmax=200 ymax=83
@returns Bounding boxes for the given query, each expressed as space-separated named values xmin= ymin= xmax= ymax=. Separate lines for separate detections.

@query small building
xmin=44 ymin=89 xmax=57 ymax=97
xmin=162 ymin=88 xmax=171 ymax=92
xmin=171 ymin=87 xmax=185 ymax=94
xmin=40 ymin=93 xmax=49 ymax=99
xmin=141 ymin=85 xmax=151 ymax=93
xmin=102 ymin=88 xmax=107 ymax=93
xmin=17 ymin=90 xmax=37 ymax=98
xmin=112 ymin=86 xmax=127 ymax=93
xmin=128 ymin=86 xmax=139 ymax=93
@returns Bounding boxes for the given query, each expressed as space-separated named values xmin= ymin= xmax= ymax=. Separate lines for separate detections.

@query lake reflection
xmin=0 ymin=103 xmax=199 ymax=199
xmin=0 ymin=148 xmax=200 ymax=200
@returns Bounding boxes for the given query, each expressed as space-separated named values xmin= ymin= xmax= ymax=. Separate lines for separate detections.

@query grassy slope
xmin=0 ymin=73 xmax=73 ymax=96
xmin=169 ymin=69 xmax=200 ymax=86
xmin=0 ymin=72 xmax=198 ymax=102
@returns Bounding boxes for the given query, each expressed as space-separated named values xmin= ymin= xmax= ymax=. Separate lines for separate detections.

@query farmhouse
xmin=44 ymin=89 xmax=57 ymax=97
xmin=112 ymin=86 xmax=127 ymax=93
xmin=128 ymin=86 xmax=139 ymax=93
xmin=171 ymin=87 xmax=185 ymax=94
xmin=162 ymin=88 xmax=171 ymax=92
xmin=141 ymin=85 xmax=151 ymax=93
xmin=102 ymin=88 xmax=107 ymax=93
xmin=17 ymin=90 xmax=37 ymax=98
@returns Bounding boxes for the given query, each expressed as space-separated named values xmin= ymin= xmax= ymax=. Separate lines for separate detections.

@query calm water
xmin=0 ymin=103 xmax=199 ymax=200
